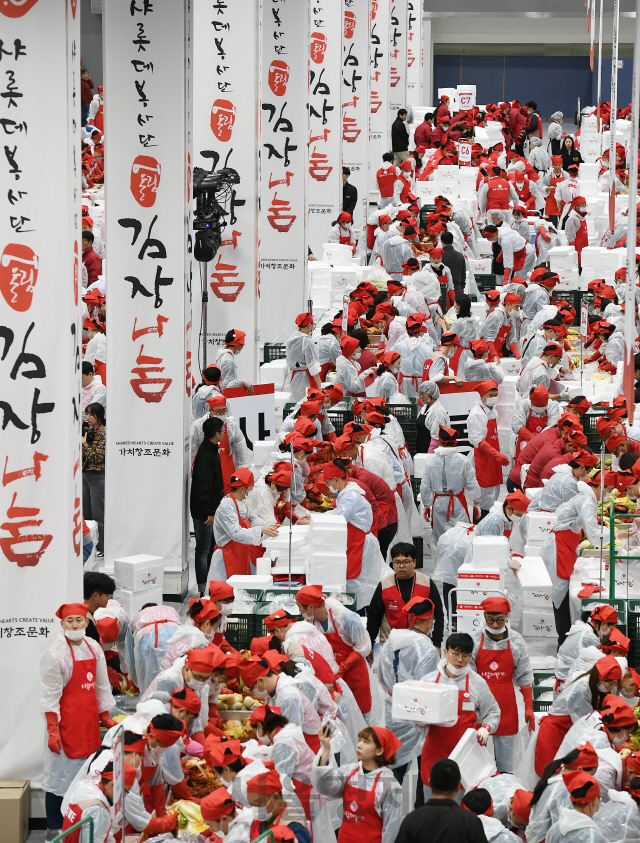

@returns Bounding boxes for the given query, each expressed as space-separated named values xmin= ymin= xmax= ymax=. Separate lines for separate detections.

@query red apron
xmin=339 ymin=229 xmax=352 ymax=245
xmin=218 ymin=427 xmax=236 ymax=496
xmin=59 ymin=639 xmax=101 ymax=759
xmin=346 ymin=521 xmax=367 ymax=580
xmin=338 ymin=769 xmax=384 ymax=843
xmin=94 ymin=359 xmax=106 ymax=386
xmin=493 ymin=322 xmax=511 ymax=357
xmin=301 ymin=644 xmax=336 ymax=685
xmin=93 ymin=102 xmax=104 ymax=132
xmin=513 ymin=246 xmax=527 ymax=271
xmin=449 ymin=345 xmax=464 ymax=375
xmin=397 ymin=372 xmax=421 ymax=394
xmin=474 ymin=416 xmax=503 ymax=488
xmin=422 ymin=354 xmax=450 ymax=383
xmin=325 ymin=608 xmax=372 ymax=714
xmin=555 ymin=528 xmax=582 ymax=580
xmin=220 ymin=497 xmax=252 ymax=576
xmin=292 ymin=777 xmax=313 ymax=823
xmin=515 ymin=409 xmax=547 ymax=459
xmin=63 ymin=801 xmax=110 ymax=843
xmin=475 ymin=634 xmax=518 ymax=735
xmin=544 ymin=174 xmax=564 ymax=216
xmin=421 ymin=672 xmax=477 ymax=784
xmin=432 ymin=490 xmax=470 ymax=527
xmin=534 ymin=714 xmax=574 ymax=776
xmin=573 ymin=218 xmax=589 ymax=259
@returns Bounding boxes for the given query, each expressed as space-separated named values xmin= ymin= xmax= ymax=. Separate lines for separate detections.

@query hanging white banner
xmin=104 ymin=0 xmax=192 ymax=580
xmin=307 ymin=0 xmax=342 ymax=258
xmin=406 ymin=1 xmax=422 ymax=103
xmin=258 ymin=0 xmax=308 ymax=341
xmin=369 ymin=0 xmax=391 ymax=193
xmin=342 ymin=0 xmax=370 ymax=231
xmin=0 ymin=0 xmax=81 ymax=788
xmin=193 ymin=0 xmax=259 ymax=382
xmin=389 ymin=0 xmax=407 ymax=116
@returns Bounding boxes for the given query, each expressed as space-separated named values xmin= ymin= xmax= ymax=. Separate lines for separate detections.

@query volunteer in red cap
xmin=536 ymin=657 xmax=624 ymax=777
xmin=475 ymin=491 xmax=530 ymax=548
xmin=524 ymin=424 xmax=587 ymax=491
xmin=214 ymin=328 xmax=253 ymax=393
xmin=246 ymin=768 xmax=311 ymax=842
xmin=508 ymin=412 xmax=581 ymax=492
xmin=480 ymin=291 xmax=522 ymax=360
xmin=208 ymin=468 xmax=279 ymax=578
xmin=511 ymin=204 xmax=531 ymax=240
xmin=540 ymin=154 xmax=567 ymax=226
xmin=424 ymin=246 xmax=456 ymax=309
xmin=482 ymin=224 xmax=530 ymax=284
xmin=422 ymin=332 xmax=464 ymax=386
xmin=390 ymin=314 xmax=435 ymax=398
xmin=565 ymin=195 xmax=590 ymax=265
xmin=554 ymin=602 xmax=619 ymax=695
xmin=467 ymin=380 xmax=510 ymax=519
xmin=295 ymin=583 xmax=373 ymax=716
xmin=369 ymin=212 xmax=393 ymax=266
xmin=374 ymin=350 xmax=403 ymax=402
xmin=200 ymin=786 xmax=252 ymax=840
xmin=478 ymin=167 xmax=519 ymax=224
xmin=518 ymin=341 xmax=565 ymax=399
xmin=420 ymin=425 xmax=480 ymax=542
xmin=191 ymin=393 xmax=251 ymax=486
xmin=41 ymin=603 xmax=116 ymax=831
xmin=328 ymin=211 xmax=356 ymax=251
xmin=556 ymin=162 xmax=581 ymax=227
xmin=62 ymin=760 xmax=137 ymax=843
xmin=381 ymin=222 xmax=415 ymax=283
xmin=285 ymin=312 xmax=322 ymax=401
xmin=555 ymin=770 xmax=601 ymax=828
xmin=511 ymin=384 xmax=560 ymax=460
xmin=375 ymin=152 xmax=403 ymax=208
xmin=207 ymin=580 xmax=237 ymax=649
xmin=318 ymin=320 xmax=343 ymax=381
xmin=471 ymin=597 xmax=535 ymax=773
xmin=521 ymin=316 xmax=567 ymax=370
xmin=377 ymin=596 xmax=439 ymax=793
xmin=336 ymin=335 xmax=376 ymax=398
xmin=192 ymin=363 xmax=223 ymax=420
xmin=314 ymin=724 xmax=403 ymax=843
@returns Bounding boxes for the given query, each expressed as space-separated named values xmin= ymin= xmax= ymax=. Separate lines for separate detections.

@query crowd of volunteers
xmin=56 ymin=61 xmax=640 ymax=843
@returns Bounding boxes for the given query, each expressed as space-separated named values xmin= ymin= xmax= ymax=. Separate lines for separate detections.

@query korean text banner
xmin=193 ymin=0 xmax=259 ymax=382
xmin=406 ymin=1 xmax=422 ymax=101
xmin=104 ymin=0 xmax=192 ymax=571
xmin=0 ymin=0 xmax=81 ymax=786
xmin=368 ymin=0 xmax=390 ymax=192
xmin=342 ymin=0 xmax=370 ymax=230
xmin=389 ymin=0 xmax=407 ymax=116
xmin=258 ymin=0 xmax=308 ymax=341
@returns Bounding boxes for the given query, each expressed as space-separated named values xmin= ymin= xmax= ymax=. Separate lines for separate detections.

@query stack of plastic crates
xmin=326 ymin=398 xmax=355 ymax=436
xmin=627 ymin=601 xmax=640 ymax=669
xmin=411 ymin=476 xmax=421 ymax=508
xmin=552 ymin=292 xmax=591 ymax=327
xmin=263 ymin=343 xmax=287 ymax=363
xmin=532 ymin=670 xmax=556 ymax=712
xmin=419 ymin=205 xmax=437 ymax=229
xmin=224 ymin=589 xmax=266 ymax=650
xmin=388 ymin=399 xmax=418 ymax=455
xmin=581 ymin=407 xmax=610 ymax=453
xmin=475 ymin=274 xmax=496 ymax=293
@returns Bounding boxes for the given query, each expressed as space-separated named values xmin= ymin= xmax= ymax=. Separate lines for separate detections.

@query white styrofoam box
xmin=527 ymin=512 xmax=557 ymax=545
xmin=392 ymin=680 xmax=458 ymax=724
xmin=227 ymin=574 xmax=273 ymax=589
xmin=602 ymin=249 xmax=625 ymax=271
xmin=500 ymin=375 xmax=518 ymax=394
xmin=580 ymin=246 xmax=606 ymax=269
xmin=457 ymin=563 xmax=505 ymax=601
xmin=309 ymin=263 xmax=332 ymax=287
xmin=310 ymin=512 xmax=348 ymax=552
xmin=256 ymin=555 xmax=272 ymax=577
xmin=475 ymin=237 xmax=492 ymax=256
xmin=437 ymin=166 xmax=459 ymax=182
xmin=309 ymin=552 xmax=347 ymax=589
xmin=516 ymin=556 xmax=554 ymax=609
xmin=259 ymin=360 xmax=288 ymax=389
xmin=457 ymin=601 xmax=484 ymax=634
xmin=412 ymin=453 xmax=429 ymax=480
xmin=458 ymin=165 xmax=479 ymax=181
xmin=113 ymin=586 xmax=164 ymax=619
xmin=522 ymin=609 xmax=556 ymax=637
xmin=471 ymin=536 xmax=510 ymax=569
xmin=114 ymin=554 xmax=164 ymax=592
xmin=469 ymin=258 xmax=492 ymax=274
xmin=309 ymin=287 xmax=331 ymax=309
xmin=331 ymin=265 xmax=358 ymax=291
xmin=499 ymin=358 xmax=521 ymax=377
xmin=579 ymin=162 xmax=600 ymax=180
xmin=449 ymin=728 xmax=497 ymax=790
xmin=322 ymin=243 xmax=352 ymax=265
xmin=252 ymin=441 xmax=277 ymax=470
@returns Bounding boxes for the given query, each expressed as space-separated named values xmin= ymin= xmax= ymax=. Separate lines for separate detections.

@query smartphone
xmin=322 ymin=718 xmax=335 ymax=738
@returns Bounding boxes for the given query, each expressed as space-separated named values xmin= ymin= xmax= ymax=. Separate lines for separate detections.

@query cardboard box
xmin=0 ymin=780 xmax=29 ymax=843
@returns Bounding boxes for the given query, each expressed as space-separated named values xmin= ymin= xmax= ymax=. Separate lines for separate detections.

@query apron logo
xmin=86 ymin=671 xmax=93 ymax=681
xmin=490 ymin=661 xmax=498 ymax=671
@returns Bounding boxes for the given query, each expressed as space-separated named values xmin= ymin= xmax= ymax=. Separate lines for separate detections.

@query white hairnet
xmin=551 ymin=111 xmax=563 ymax=121
xmin=491 ymin=210 xmax=506 ymax=221
xmin=514 ymin=161 xmax=526 ymax=171
xmin=419 ymin=380 xmax=440 ymax=399
xmin=529 ymin=136 xmax=542 ymax=147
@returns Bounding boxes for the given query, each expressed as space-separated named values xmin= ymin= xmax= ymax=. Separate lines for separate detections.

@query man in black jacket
xmin=391 ymin=108 xmax=409 ymax=165
xmin=440 ymin=231 xmax=467 ymax=296
xmin=342 ymin=167 xmax=358 ymax=218
xmin=395 ymin=759 xmax=488 ymax=843
xmin=190 ymin=416 xmax=225 ymax=595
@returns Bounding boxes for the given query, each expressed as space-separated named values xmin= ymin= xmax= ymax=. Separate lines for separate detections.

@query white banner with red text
xmin=368 ymin=0 xmax=390 ymax=193
xmin=389 ymin=0 xmax=407 ymax=117
xmin=0 ymin=0 xmax=81 ymax=788
xmin=103 ymin=0 xmax=192 ymax=576
xmin=406 ymin=1 xmax=422 ymax=102
xmin=342 ymin=0 xmax=370 ymax=231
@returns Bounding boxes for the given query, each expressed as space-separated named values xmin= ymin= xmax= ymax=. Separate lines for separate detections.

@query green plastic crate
xmin=388 ymin=399 xmax=418 ymax=456
xmin=552 ymin=291 xmax=591 ymax=327
xmin=263 ymin=343 xmax=286 ymax=363
xmin=627 ymin=600 xmax=640 ymax=669
xmin=475 ymin=273 xmax=496 ymax=292
xmin=580 ymin=408 xmax=610 ymax=451
xmin=225 ymin=602 xmax=268 ymax=650
xmin=326 ymin=402 xmax=355 ymax=436
xmin=580 ymin=597 xmax=627 ymax=636
xmin=532 ymin=685 xmax=554 ymax=712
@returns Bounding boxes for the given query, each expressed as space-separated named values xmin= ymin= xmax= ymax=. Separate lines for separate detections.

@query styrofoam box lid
xmin=114 ymin=553 xmax=163 ymax=566
xmin=516 ymin=556 xmax=553 ymax=589
xmin=449 ymin=727 xmax=496 ymax=789
xmin=227 ymin=574 xmax=273 ymax=588
xmin=472 ymin=535 xmax=510 ymax=556
xmin=253 ymin=440 xmax=275 ymax=452
xmin=528 ymin=512 xmax=556 ymax=527
xmin=263 ymin=535 xmax=307 ymax=550
xmin=458 ymin=562 xmax=504 ymax=578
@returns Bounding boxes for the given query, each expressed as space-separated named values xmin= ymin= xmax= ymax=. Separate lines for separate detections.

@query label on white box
xmin=522 ymin=610 xmax=556 ymax=637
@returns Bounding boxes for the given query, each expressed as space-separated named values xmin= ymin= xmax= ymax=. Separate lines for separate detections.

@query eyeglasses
xmin=392 ymin=558 xmax=414 ymax=566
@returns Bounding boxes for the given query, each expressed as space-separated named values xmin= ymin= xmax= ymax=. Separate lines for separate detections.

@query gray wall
xmin=81 ymin=0 xmax=103 ymax=87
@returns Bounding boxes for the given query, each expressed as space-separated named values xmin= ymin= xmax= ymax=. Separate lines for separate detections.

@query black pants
xmin=553 ymin=592 xmax=573 ymax=647
xmin=46 ymin=792 xmax=64 ymax=830
xmin=547 ymin=214 xmax=559 ymax=228
xmin=506 ymin=476 xmax=521 ymax=493
xmin=480 ymin=509 xmax=490 ymax=521
xmin=378 ymin=522 xmax=398 ymax=559
xmin=392 ymin=756 xmax=425 ymax=809
xmin=442 ymin=581 xmax=457 ymax=619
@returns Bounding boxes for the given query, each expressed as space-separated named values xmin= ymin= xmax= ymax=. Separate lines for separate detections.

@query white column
xmin=368 ymin=0 xmax=391 ymax=194
xmin=0 ymin=0 xmax=80 ymax=782
xmin=258 ymin=0 xmax=308 ymax=341
xmin=389 ymin=0 xmax=408 ymax=118
xmin=406 ymin=1 xmax=423 ymax=105
xmin=192 ymin=0 xmax=259 ymax=381
xmin=342 ymin=0 xmax=370 ymax=231
xmin=103 ymin=0 xmax=192 ymax=596
xmin=422 ymin=17 xmax=433 ymax=107
xmin=307 ymin=0 xmax=343 ymax=259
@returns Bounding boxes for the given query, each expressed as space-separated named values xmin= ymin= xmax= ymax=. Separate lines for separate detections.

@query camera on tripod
xmin=193 ymin=152 xmax=241 ymax=262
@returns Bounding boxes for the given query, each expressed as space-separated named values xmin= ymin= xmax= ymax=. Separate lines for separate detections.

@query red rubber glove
xmin=477 ymin=439 xmax=510 ymax=466
xmin=107 ymin=666 xmax=124 ymax=690
xmin=338 ymin=649 xmax=364 ymax=677
xmin=487 ymin=341 xmax=498 ymax=362
xmin=423 ymin=506 xmax=431 ymax=522
xmin=171 ymin=778 xmax=196 ymax=802
xmin=538 ymin=225 xmax=551 ymax=243
xmin=504 ymin=267 xmax=511 ymax=283
xmin=584 ymin=351 xmax=602 ymax=364
xmin=99 ymin=711 xmax=117 ymax=728
xmin=45 ymin=712 xmax=62 ymax=754
xmin=146 ymin=814 xmax=179 ymax=836
xmin=509 ymin=342 xmax=521 ymax=360
xmin=518 ymin=427 xmax=534 ymax=442
xmin=191 ymin=731 xmax=206 ymax=746
xmin=521 ymin=686 xmax=536 ymax=732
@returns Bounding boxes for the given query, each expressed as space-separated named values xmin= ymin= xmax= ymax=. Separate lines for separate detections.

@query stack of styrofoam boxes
xmin=322 ymin=243 xmax=352 ymax=266
xmin=259 ymin=358 xmax=289 ymax=391
xmin=458 ymin=166 xmax=479 ymax=205
xmin=578 ymin=162 xmax=600 ymax=201
xmin=308 ymin=512 xmax=348 ymax=590
xmin=331 ymin=265 xmax=359 ymax=300
xmin=456 ymin=536 xmax=509 ymax=634
xmin=548 ymin=245 xmax=579 ymax=288
xmin=113 ymin=554 xmax=164 ymax=618
xmin=308 ymin=262 xmax=332 ymax=315
xmin=496 ymin=375 xmax=518 ymax=462
xmin=436 ymin=164 xmax=459 ymax=198
xmin=580 ymin=246 xmax=608 ymax=289
xmin=524 ymin=511 xmax=556 ymax=557
xmin=601 ymin=247 xmax=625 ymax=279
xmin=578 ymin=114 xmax=602 ymax=163
xmin=253 ymin=440 xmax=277 ymax=471
xmin=516 ymin=555 xmax=555 ymax=638
xmin=475 ymin=236 xmax=492 ymax=257
xmin=484 ymin=121 xmax=505 ymax=152
xmin=263 ymin=526 xmax=310 ymax=577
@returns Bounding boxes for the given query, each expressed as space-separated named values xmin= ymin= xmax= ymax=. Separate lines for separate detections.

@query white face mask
xmin=612 ymin=733 xmax=628 ymax=746
xmin=221 ymin=602 xmax=235 ymax=615
xmin=516 ymin=181 xmax=524 ymax=189
xmin=203 ymin=630 xmax=214 ymax=642
xmin=304 ymin=610 xmax=315 ymax=622
xmin=188 ymin=677 xmax=207 ymax=691
xmin=258 ymin=733 xmax=272 ymax=746
xmin=486 ymin=624 xmax=506 ymax=635
xmin=252 ymin=688 xmax=269 ymax=700
xmin=65 ymin=628 xmax=86 ymax=641
xmin=213 ymin=413 xmax=228 ymax=423
xmin=597 ymin=682 xmax=611 ymax=693
xmin=484 ymin=396 xmax=498 ymax=408
xmin=251 ymin=805 xmax=271 ymax=821
xmin=446 ymin=662 xmax=469 ymax=677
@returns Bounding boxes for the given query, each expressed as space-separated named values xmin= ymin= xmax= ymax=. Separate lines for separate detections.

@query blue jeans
xmin=193 ymin=518 xmax=216 ymax=588
xmin=83 ymin=540 xmax=94 ymax=563
xmin=45 ymin=792 xmax=63 ymax=829
xmin=81 ymin=103 xmax=90 ymax=125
